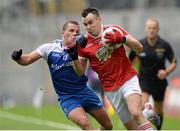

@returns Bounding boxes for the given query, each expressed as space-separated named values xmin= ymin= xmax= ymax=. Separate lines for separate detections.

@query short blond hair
xmin=62 ymin=20 xmax=79 ymax=31
xmin=145 ymin=18 xmax=159 ymax=28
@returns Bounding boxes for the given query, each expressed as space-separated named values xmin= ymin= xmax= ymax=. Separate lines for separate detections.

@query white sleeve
xmin=36 ymin=43 xmax=51 ymax=60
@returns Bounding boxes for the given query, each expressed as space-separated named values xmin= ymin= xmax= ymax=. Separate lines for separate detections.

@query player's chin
xmin=88 ymin=30 xmax=93 ymax=35
xmin=88 ymin=30 xmax=97 ymax=36
xmin=68 ymin=42 xmax=76 ymax=47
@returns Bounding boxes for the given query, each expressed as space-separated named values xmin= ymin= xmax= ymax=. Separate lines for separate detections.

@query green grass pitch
xmin=0 ymin=105 xmax=180 ymax=130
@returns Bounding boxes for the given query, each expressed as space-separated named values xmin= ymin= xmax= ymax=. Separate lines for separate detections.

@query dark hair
xmin=81 ymin=7 xmax=99 ymax=18
xmin=62 ymin=20 xmax=79 ymax=31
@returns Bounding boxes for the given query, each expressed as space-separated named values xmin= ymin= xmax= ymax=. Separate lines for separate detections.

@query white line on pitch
xmin=0 ymin=110 xmax=79 ymax=130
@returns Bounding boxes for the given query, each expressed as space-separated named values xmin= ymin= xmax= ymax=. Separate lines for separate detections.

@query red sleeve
xmin=78 ymin=46 xmax=86 ymax=58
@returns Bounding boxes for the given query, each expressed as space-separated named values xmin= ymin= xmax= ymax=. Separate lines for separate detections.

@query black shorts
xmin=139 ymin=76 xmax=168 ymax=102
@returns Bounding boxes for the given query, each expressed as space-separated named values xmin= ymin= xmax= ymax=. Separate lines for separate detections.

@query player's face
xmin=82 ymin=13 xmax=102 ymax=37
xmin=62 ymin=23 xmax=80 ymax=46
xmin=145 ymin=20 xmax=159 ymax=39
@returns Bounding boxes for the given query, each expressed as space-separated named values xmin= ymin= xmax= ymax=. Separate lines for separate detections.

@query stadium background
xmin=0 ymin=0 xmax=180 ymax=129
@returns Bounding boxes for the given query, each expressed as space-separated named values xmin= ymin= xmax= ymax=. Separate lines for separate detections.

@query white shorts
xmin=105 ymin=75 xmax=142 ymax=124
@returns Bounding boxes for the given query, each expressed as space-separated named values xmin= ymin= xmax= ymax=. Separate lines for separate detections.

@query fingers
xmin=11 ymin=49 xmax=23 ymax=61
xmin=104 ymin=32 xmax=113 ymax=36
xmin=75 ymin=34 xmax=87 ymax=48
xmin=105 ymin=40 xmax=112 ymax=44
xmin=104 ymin=35 xmax=112 ymax=39
xmin=112 ymin=29 xmax=118 ymax=33
xmin=19 ymin=49 xmax=22 ymax=53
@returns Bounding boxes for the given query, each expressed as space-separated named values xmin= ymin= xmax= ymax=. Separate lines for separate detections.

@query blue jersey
xmin=36 ymin=39 xmax=88 ymax=96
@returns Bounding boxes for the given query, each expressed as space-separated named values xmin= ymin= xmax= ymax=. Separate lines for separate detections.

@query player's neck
xmin=61 ymin=40 xmax=70 ymax=49
xmin=147 ymin=37 xmax=157 ymax=46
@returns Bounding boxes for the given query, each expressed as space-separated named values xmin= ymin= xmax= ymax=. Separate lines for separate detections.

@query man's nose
xmin=87 ymin=25 xmax=91 ymax=30
xmin=73 ymin=31 xmax=77 ymax=35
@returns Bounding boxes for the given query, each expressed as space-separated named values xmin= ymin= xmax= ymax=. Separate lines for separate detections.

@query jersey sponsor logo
xmin=155 ymin=48 xmax=165 ymax=58
xmin=63 ymin=54 xmax=68 ymax=60
xmin=155 ymin=48 xmax=165 ymax=52
xmin=95 ymin=44 xmax=114 ymax=62
xmin=52 ymin=52 xmax=62 ymax=57
xmin=50 ymin=62 xmax=72 ymax=70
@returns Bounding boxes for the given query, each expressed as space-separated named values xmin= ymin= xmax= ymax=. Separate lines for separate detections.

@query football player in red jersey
xmin=11 ymin=20 xmax=113 ymax=130
xmin=76 ymin=7 xmax=154 ymax=130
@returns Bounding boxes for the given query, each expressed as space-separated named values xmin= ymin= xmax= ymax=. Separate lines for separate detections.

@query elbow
xmin=17 ymin=61 xmax=29 ymax=66
xmin=17 ymin=57 xmax=32 ymax=66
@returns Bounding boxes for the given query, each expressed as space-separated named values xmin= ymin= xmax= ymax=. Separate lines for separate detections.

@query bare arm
xmin=16 ymin=51 xmax=41 ymax=66
xmin=126 ymin=35 xmax=143 ymax=52
xmin=166 ymin=62 xmax=177 ymax=75
xmin=72 ymin=58 xmax=88 ymax=76
xmin=72 ymin=59 xmax=86 ymax=76
xmin=157 ymin=62 xmax=177 ymax=80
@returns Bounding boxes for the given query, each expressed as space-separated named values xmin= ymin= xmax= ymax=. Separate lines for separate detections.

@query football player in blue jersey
xmin=11 ymin=20 xmax=112 ymax=130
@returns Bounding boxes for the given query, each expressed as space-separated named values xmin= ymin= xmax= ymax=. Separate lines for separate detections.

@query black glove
xmin=66 ymin=46 xmax=78 ymax=61
xmin=75 ymin=34 xmax=87 ymax=48
xmin=11 ymin=49 xmax=22 ymax=61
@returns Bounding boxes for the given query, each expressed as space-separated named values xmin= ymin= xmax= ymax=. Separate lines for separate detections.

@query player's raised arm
xmin=66 ymin=34 xmax=87 ymax=76
xmin=65 ymin=46 xmax=84 ymax=76
xmin=126 ymin=35 xmax=143 ymax=53
xmin=11 ymin=49 xmax=41 ymax=66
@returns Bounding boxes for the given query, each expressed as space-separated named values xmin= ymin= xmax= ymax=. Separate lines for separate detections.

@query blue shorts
xmin=58 ymin=86 xmax=103 ymax=117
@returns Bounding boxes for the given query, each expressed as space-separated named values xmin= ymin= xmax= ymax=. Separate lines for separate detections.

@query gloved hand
xmin=75 ymin=34 xmax=87 ymax=48
xmin=66 ymin=46 xmax=78 ymax=61
xmin=11 ymin=49 xmax=22 ymax=61
xmin=104 ymin=29 xmax=126 ymax=44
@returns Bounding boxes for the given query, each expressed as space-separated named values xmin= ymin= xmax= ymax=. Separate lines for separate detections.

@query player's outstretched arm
xmin=65 ymin=46 xmax=85 ymax=76
xmin=69 ymin=34 xmax=87 ymax=76
xmin=72 ymin=59 xmax=86 ymax=76
xmin=126 ymin=35 xmax=143 ymax=52
xmin=11 ymin=49 xmax=41 ymax=66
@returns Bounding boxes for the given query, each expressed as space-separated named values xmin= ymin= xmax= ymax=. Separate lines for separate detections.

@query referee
xmin=129 ymin=18 xmax=177 ymax=130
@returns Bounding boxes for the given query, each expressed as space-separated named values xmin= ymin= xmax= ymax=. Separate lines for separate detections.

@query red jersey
xmin=78 ymin=25 xmax=137 ymax=91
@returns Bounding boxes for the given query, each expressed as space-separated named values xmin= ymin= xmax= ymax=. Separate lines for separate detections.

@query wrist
xmin=117 ymin=36 xmax=126 ymax=44
xmin=71 ymin=55 xmax=78 ymax=61
xmin=122 ymin=36 xmax=126 ymax=44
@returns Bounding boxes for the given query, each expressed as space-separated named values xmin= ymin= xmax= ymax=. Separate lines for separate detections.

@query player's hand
xmin=157 ymin=69 xmax=167 ymax=80
xmin=75 ymin=34 xmax=87 ymax=48
xmin=104 ymin=29 xmax=126 ymax=45
xmin=11 ymin=49 xmax=22 ymax=61
xmin=66 ymin=46 xmax=78 ymax=61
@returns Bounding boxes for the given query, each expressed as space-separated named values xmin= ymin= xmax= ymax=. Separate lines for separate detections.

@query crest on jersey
xmin=63 ymin=54 xmax=68 ymax=60
xmin=95 ymin=44 xmax=114 ymax=62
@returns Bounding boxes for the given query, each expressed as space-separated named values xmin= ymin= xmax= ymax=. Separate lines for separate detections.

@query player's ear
xmin=61 ymin=31 xmax=65 ymax=36
xmin=97 ymin=17 xmax=101 ymax=22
